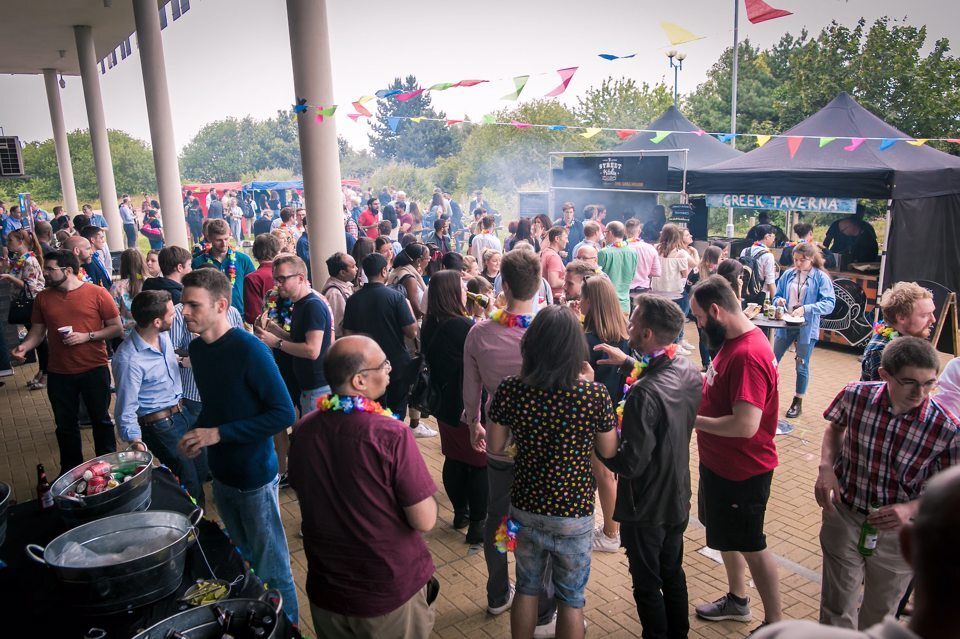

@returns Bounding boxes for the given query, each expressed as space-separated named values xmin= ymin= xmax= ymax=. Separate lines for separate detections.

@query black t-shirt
xmin=290 ymin=292 xmax=332 ymax=391
xmin=586 ymin=332 xmax=629 ymax=403
xmin=342 ymin=283 xmax=416 ymax=368
xmin=421 ymin=315 xmax=474 ymax=425
xmin=252 ymin=217 xmax=273 ymax=236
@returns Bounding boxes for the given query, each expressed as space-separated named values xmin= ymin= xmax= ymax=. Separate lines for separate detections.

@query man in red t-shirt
xmin=540 ymin=225 xmax=567 ymax=300
xmin=688 ymin=275 xmax=782 ymax=633
xmin=12 ymin=249 xmax=124 ymax=473
xmin=358 ymin=197 xmax=381 ymax=239
xmin=288 ymin=335 xmax=438 ymax=635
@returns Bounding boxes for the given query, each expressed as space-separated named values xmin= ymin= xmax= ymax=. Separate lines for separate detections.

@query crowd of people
xmin=1 ymin=190 xmax=958 ymax=639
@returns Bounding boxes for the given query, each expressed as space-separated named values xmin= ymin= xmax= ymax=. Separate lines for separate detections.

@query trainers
xmin=532 ymin=611 xmax=557 ymax=638
xmin=592 ymin=527 xmax=620 ymax=553
xmin=487 ymin=583 xmax=515 ymax=616
xmin=278 ymin=473 xmax=290 ymax=488
xmin=696 ymin=593 xmax=752 ymax=622
xmin=412 ymin=424 xmax=438 ymax=438
xmin=681 ymin=340 xmax=695 ymax=351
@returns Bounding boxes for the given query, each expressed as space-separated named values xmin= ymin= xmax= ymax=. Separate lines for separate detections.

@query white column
xmin=133 ymin=0 xmax=188 ymax=249
xmin=286 ymin=0 xmax=344 ymax=284
xmin=73 ymin=25 xmax=124 ymax=251
xmin=42 ymin=69 xmax=80 ymax=215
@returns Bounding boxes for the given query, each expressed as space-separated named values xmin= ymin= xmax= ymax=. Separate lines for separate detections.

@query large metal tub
xmin=51 ymin=449 xmax=153 ymax=527
xmin=132 ymin=590 xmax=285 ymax=639
xmin=25 ymin=509 xmax=201 ymax=614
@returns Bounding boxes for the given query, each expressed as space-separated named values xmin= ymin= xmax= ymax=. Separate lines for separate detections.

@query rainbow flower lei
xmin=264 ymin=287 xmax=293 ymax=332
xmin=9 ymin=251 xmax=34 ymax=278
xmin=204 ymin=246 xmax=237 ymax=284
xmin=615 ymin=344 xmax=678 ymax=428
xmin=316 ymin=394 xmax=398 ymax=419
xmin=873 ymin=321 xmax=899 ymax=340
xmin=752 ymin=240 xmax=771 ymax=252
xmin=494 ymin=516 xmax=520 ymax=553
xmin=610 ymin=240 xmax=629 ymax=248
xmin=192 ymin=239 xmax=211 ymax=258
xmin=490 ymin=308 xmax=533 ymax=328
xmin=782 ymin=239 xmax=807 ymax=249
xmin=77 ymin=266 xmax=94 ymax=284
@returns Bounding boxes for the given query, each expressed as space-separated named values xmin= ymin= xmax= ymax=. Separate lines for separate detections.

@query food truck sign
xmin=706 ymin=194 xmax=857 ymax=213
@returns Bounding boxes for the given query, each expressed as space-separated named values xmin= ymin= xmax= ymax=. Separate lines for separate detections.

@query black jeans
xmin=621 ymin=520 xmax=690 ymax=639
xmin=47 ymin=367 xmax=116 ymax=474
xmin=442 ymin=459 xmax=488 ymax=522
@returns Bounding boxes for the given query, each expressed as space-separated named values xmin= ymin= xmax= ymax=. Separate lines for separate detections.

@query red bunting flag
xmin=948 ymin=139 xmax=960 ymax=144
xmin=351 ymin=101 xmax=372 ymax=117
xmin=446 ymin=119 xmax=463 ymax=126
xmin=744 ymin=0 xmax=792 ymax=24
xmin=511 ymin=120 xmax=532 ymax=129
xmin=544 ymin=67 xmax=578 ymax=97
xmin=787 ymin=136 xmax=802 ymax=158
xmin=395 ymin=89 xmax=425 ymax=102
xmin=616 ymin=129 xmax=637 ymax=140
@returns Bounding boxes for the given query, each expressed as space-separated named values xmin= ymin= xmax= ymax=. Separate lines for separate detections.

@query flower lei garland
xmin=610 ymin=240 xmax=629 ymax=249
xmin=77 ymin=266 xmax=94 ymax=284
xmin=615 ymin=344 xmax=678 ymax=428
xmin=752 ymin=241 xmax=771 ymax=253
xmin=315 ymin=394 xmax=398 ymax=419
xmin=192 ymin=239 xmax=211 ymax=258
xmin=494 ymin=516 xmax=520 ymax=553
xmin=264 ymin=287 xmax=293 ymax=332
xmin=9 ymin=251 xmax=34 ymax=278
xmin=204 ymin=246 xmax=237 ymax=284
xmin=490 ymin=308 xmax=533 ymax=328
xmin=873 ymin=321 xmax=899 ymax=340
xmin=782 ymin=239 xmax=807 ymax=249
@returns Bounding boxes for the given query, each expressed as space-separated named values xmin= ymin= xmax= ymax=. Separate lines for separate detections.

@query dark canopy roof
xmin=689 ymin=92 xmax=960 ymax=199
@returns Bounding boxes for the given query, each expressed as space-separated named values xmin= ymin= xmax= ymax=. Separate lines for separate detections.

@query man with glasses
xmin=816 ymin=336 xmax=960 ymax=629
xmin=255 ymin=255 xmax=333 ymax=416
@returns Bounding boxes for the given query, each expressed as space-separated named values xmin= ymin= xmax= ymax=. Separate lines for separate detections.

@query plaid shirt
xmin=860 ymin=332 xmax=891 ymax=381
xmin=824 ymin=381 xmax=960 ymax=510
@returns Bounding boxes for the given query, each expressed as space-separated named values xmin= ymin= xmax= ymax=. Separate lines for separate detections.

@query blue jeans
xmin=512 ymin=507 xmax=594 ymax=609
xmin=181 ymin=398 xmax=203 ymax=428
xmin=773 ymin=329 xmax=816 ymax=396
xmin=123 ymin=223 xmax=137 ymax=249
xmin=213 ymin=475 xmax=299 ymax=623
xmin=299 ymin=385 xmax=331 ymax=417
xmin=140 ymin=411 xmax=207 ymax=505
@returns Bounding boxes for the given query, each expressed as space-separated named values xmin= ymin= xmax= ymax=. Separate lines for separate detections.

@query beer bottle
xmin=37 ymin=463 xmax=54 ymax=510
xmin=857 ymin=503 xmax=880 ymax=556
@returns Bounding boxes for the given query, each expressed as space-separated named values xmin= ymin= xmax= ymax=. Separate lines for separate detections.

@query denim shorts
xmin=511 ymin=507 xmax=594 ymax=608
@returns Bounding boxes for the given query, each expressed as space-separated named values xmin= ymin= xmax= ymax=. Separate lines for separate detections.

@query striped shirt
xmin=823 ymin=381 xmax=960 ymax=510
xmin=169 ymin=303 xmax=245 ymax=402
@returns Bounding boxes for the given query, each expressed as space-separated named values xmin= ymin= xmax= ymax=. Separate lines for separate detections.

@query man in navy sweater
xmin=176 ymin=268 xmax=299 ymax=624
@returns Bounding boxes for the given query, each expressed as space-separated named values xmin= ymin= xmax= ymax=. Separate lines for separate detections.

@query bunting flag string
xmin=598 ymin=53 xmax=637 ymax=61
xmin=581 ymin=128 xmax=603 ymax=139
xmin=879 ymin=139 xmax=898 ymax=151
xmin=818 ymin=136 xmax=836 ymax=147
xmin=787 ymin=136 xmax=802 ymax=158
xmin=502 ymin=76 xmax=530 ymax=101
xmin=756 ymin=134 xmax=772 ymax=147
xmin=745 ymin=0 xmax=793 ymax=24
xmin=844 ymin=138 xmax=866 ymax=152
xmin=660 ymin=21 xmax=705 ymax=45
xmin=650 ymin=131 xmax=671 ymax=144
xmin=543 ymin=67 xmax=579 ymax=97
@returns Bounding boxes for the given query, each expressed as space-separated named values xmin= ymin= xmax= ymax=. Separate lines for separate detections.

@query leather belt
xmin=139 ymin=403 xmax=182 ymax=426
xmin=840 ymin=497 xmax=870 ymax=516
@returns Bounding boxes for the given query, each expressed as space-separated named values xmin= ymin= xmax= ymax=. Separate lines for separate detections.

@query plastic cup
xmin=58 ymin=326 xmax=73 ymax=337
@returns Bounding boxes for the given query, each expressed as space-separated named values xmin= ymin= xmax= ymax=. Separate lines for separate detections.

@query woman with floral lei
xmin=1 ymin=229 xmax=46 ymax=388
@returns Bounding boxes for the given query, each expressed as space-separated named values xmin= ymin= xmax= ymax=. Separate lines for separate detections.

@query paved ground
xmin=0 ymin=323 xmax=936 ymax=637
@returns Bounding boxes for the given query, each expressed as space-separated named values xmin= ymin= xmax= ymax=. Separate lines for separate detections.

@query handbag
xmin=8 ymin=289 xmax=33 ymax=325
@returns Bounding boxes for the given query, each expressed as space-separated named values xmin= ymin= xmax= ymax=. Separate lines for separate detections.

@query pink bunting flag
xmin=544 ymin=67 xmax=578 ymax=97
xmin=455 ymin=79 xmax=488 ymax=87
xmin=352 ymin=101 xmax=372 ymax=117
xmin=745 ymin=0 xmax=792 ymax=24
xmin=395 ymin=89 xmax=425 ymax=102
xmin=693 ymin=129 xmax=706 ymax=137
xmin=616 ymin=130 xmax=637 ymax=140
xmin=844 ymin=137 xmax=866 ymax=152
xmin=949 ymin=139 xmax=960 ymax=144
xmin=347 ymin=113 xmax=361 ymax=122
xmin=787 ymin=136 xmax=802 ymax=158
xmin=511 ymin=120 xmax=532 ymax=129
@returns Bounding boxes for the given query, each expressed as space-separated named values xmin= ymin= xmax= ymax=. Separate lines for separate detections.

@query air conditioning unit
xmin=0 ymin=137 xmax=25 ymax=177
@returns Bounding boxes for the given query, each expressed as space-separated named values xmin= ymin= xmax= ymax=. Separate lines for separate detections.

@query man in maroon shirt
xmin=243 ymin=233 xmax=281 ymax=324
xmin=689 ymin=275 xmax=782 ymax=634
xmin=288 ymin=335 xmax=438 ymax=637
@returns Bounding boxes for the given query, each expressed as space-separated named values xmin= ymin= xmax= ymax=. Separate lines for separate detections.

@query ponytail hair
xmin=7 ymin=229 xmax=44 ymax=268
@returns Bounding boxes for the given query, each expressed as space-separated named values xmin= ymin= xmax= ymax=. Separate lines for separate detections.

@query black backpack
xmin=738 ymin=246 xmax=767 ymax=305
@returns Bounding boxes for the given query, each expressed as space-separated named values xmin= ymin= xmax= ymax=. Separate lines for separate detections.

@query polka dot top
xmin=490 ymin=377 xmax=616 ymax=518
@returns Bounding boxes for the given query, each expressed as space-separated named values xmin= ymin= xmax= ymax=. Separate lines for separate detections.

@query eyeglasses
xmin=357 ymin=358 xmax=391 ymax=375
xmin=42 ymin=266 xmax=65 ymax=273
xmin=892 ymin=376 xmax=939 ymax=393
xmin=274 ymin=273 xmax=304 ymax=284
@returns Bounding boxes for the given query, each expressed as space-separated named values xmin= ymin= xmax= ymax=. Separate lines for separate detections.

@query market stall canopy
xmin=182 ymin=181 xmax=242 ymax=195
xmin=689 ymin=92 xmax=960 ymax=199
xmin=242 ymin=180 xmax=304 ymax=191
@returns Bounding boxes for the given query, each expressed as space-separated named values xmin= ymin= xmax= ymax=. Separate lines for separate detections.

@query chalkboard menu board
xmin=556 ymin=156 xmax=669 ymax=191
xmin=670 ymin=203 xmax=693 ymax=224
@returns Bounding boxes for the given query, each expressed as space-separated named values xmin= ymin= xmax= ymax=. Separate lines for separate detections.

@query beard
xmin=702 ymin=315 xmax=728 ymax=350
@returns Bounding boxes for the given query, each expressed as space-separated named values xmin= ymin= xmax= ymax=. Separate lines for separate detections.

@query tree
xmin=338 ymin=136 xmax=378 ymax=179
xmin=368 ymin=75 xmax=462 ymax=167
xmin=574 ymin=77 xmax=674 ymax=145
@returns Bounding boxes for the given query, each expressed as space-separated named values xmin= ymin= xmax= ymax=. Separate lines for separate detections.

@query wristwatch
xmin=88 ymin=332 xmax=96 ymax=341
xmin=277 ymin=339 xmax=283 ymax=351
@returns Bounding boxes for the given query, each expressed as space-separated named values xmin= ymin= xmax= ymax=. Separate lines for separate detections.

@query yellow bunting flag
xmin=357 ymin=95 xmax=375 ymax=105
xmin=650 ymin=131 xmax=671 ymax=144
xmin=660 ymin=21 xmax=705 ymax=46
xmin=907 ymin=139 xmax=929 ymax=146
xmin=756 ymin=135 xmax=771 ymax=147
xmin=581 ymin=128 xmax=602 ymax=139
xmin=410 ymin=117 xmax=424 ymax=123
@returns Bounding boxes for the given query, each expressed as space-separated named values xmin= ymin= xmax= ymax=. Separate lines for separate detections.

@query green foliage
xmin=338 ymin=136 xmax=378 ymax=179
xmin=574 ymin=77 xmax=674 ymax=145
xmin=365 ymin=162 xmax=436 ymax=204
xmin=240 ymin=167 xmax=296 ymax=184
xmin=368 ymin=76 xmax=462 ymax=167
xmin=0 ymin=129 xmax=156 ymax=205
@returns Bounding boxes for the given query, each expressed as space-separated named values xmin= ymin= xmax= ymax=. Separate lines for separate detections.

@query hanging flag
xmin=357 ymin=95 xmax=375 ymax=105
xmin=907 ymin=139 xmax=928 ymax=146
xmin=482 ymin=114 xmax=496 ymax=125
xmin=396 ymin=89 xmax=425 ymax=102
xmin=616 ymin=129 xmax=637 ymax=140
xmin=660 ymin=21 xmax=705 ymax=46
xmin=387 ymin=117 xmax=401 ymax=132
xmin=598 ymin=53 xmax=637 ymax=61
xmin=446 ymin=119 xmax=463 ymax=126
xmin=948 ymin=139 xmax=960 ymax=144
xmin=744 ymin=0 xmax=793 ymax=24
xmin=315 ymin=106 xmax=337 ymax=123
xmin=410 ymin=117 xmax=424 ymax=123
xmin=430 ymin=82 xmax=455 ymax=91
xmin=375 ymin=89 xmax=402 ymax=99
xmin=819 ymin=137 xmax=837 ymax=148
xmin=548 ymin=125 xmax=568 ymax=131
xmin=347 ymin=113 xmax=361 ymax=122
xmin=502 ymin=76 xmax=530 ymax=101
xmin=292 ymin=98 xmax=308 ymax=114
xmin=756 ymin=134 xmax=772 ymax=147
xmin=581 ymin=128 xmax=603 ymax=139
xmin=879 ymin=138 xmax=897 ymax=151
xmin=787 ymin=136 xmax=802 ymax=158
xmin=544 ymin=67 xmax=578 ymax=97
xmin=717 ymin=133 xmax=735 ymax=143
xmin=511 ymin=120 xmax=532 ymax=129
xmin=455 ymin=79 xmax=488 ymax=87
xmin=352 ymin=101 xmax=372 ymax=117
xmin=844 ymin=137 xmax=866 ymax=152
xmin=650 ymin=131 xmax=671 ymax=144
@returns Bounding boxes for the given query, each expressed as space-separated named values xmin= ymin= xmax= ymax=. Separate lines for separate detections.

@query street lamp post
xmin=666 ymin=50 xmax=686 ymax=107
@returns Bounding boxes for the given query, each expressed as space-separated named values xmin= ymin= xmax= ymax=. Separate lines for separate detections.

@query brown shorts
xmin=310 ymin=582 xmax=435 ymax=639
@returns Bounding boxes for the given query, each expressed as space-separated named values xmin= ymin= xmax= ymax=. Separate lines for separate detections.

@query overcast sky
xmin=0 ymin=0 xmax=957 ymax=155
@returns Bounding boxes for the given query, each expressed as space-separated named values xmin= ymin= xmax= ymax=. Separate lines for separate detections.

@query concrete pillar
xmin=42 ymin=69 xmax=80 ymax=215
xmin=133 ymin=0 xmax=188 ymax=249
xmin=286 ymin=0 xmax=344 ymax=284
xmin=73 ymin=25 xmax=124 ymax=251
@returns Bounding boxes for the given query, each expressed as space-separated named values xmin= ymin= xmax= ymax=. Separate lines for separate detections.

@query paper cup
xmin=58 ymin=326 xmax=73 ymax=336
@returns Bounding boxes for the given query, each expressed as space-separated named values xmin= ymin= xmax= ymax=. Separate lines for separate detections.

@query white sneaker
xmin=487 ymin=583 xmax=515 ymax=616
xmin=681 ymin=340 xmax=695 ymax=350
xmin=0 ymin=369 xmax=13 ymax=378
xmin=675 ymin=344 xmax=692 ymax=356
xmin=533 ymin=611 xmax=557 ymax=638
xmin=592 ymin=526 xmax=621 ymax=553
xmin=412 ymin=424 xmax=438 ymax=438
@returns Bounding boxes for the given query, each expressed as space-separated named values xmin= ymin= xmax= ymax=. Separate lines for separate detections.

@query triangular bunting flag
xmin=482 ymin=114 xmax=496 ymax=125
xmin=819 ymin=137 xmax=837 ymax=148
xmin=410 ymin=117 xmax=424 ymax=123
xmin=598 ymin=53 xmax=637 ymax=61
xmin=581 ymin=128 xmax=602 ymax=139
xmin=315 ymin=106 xmax=337 ymax=123
xmin=292 ymin=98 xmax=308 ymax=114
xmin=352 ymin=101 xmax=372 ymax=117
xmin=347 ymin=113 xmax=361 ymax=122
xmin=511 ymin=120 xmax=532 ymax=129
xmin=948 ymin=139 xmax=960 ymax=144
xmin=357 ymin=95 xmax=375 ymax=105
xmin=717 ymin=133 xmax=735 ymax=143
xmin=745 ymin=0 xmax=792 ymax=24
xmin=879 ymin=139 xmax=897 ymax=151
xmin=693 ymin=129 xmax=705 ymax=137
xmin=548 ymin=125 xmax=568 ymax=131
xmin=907 ymin=139 xmax=928 ymax=146
xmin=502 ymin=76 xmax=530 ymax=101
xmin=446 ymin=119 xmax=463 ymax=126
xmin=660 ymin=21 xmax=704 ymax=45
xmin=387 ymin=117 xmax=401 ymax=132
xmin=650 ymin=131 xmax=671 ymax=144
xmin=616 ymin=129 xmax=637 ymax=140
xmin=376 ymin=89 xmax=401 ymax=98
xmin=455 ymin=79 xmax=488 ymax=87
xmin=396 ymin=89 xmax=425 ymax=102
xmin=544 ymin=67 xmax=578 ymax=97
xmin=756 ymin=134 xmax=772 ymax=147
xmin=844 ymin=138 xmax=866 ymax=152
xmin=787 ymin=136 xmax=802 ymax=158
xmin=429 ymin=82 xmax=455 ymax=91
